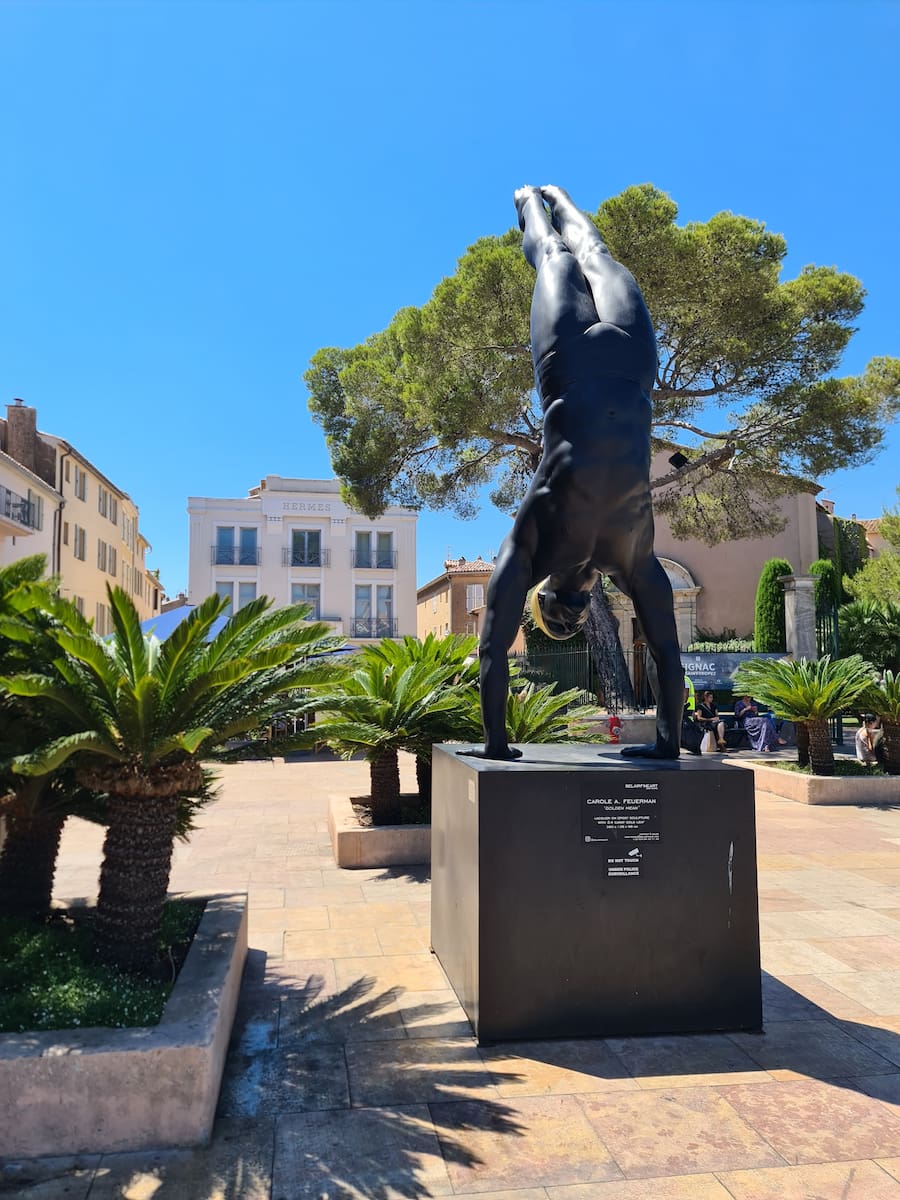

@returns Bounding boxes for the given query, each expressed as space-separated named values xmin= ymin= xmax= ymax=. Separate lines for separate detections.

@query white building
xmin=187 ymin=477 xmax=418 ymax=642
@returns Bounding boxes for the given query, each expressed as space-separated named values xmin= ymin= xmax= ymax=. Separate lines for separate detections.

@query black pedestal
xmin=430 ymin=744 xmax=762 ymax=1043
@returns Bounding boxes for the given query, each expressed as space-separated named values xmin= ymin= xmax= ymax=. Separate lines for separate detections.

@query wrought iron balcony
xmin=351 ymin=616 xmax=398 ymax=639
xmin=210 ymin=546 xmax=261 ymax=566
xmin=351 ymin=549 xmax=398 ymax=569
xmin=1 ymin=485 xmax=39 ymax=530
xmin=282 ymin=547 xmax=331 ymax=567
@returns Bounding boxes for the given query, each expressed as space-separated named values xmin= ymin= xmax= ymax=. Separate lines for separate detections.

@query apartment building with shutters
xmin=0 ymin=400 xmax=163 ymax=632
xmin=187 ymin=476 xmax=417 ymax=641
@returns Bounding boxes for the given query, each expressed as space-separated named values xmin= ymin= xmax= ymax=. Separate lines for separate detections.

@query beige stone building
xmin=416 ymin=555 xmax=526 ymax=651
xmin=0 ymin=401 xmax=162 ymax=632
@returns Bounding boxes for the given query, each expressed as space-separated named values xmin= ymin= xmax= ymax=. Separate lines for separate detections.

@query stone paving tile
xmin=800 ymin=909 xmax=900 ymax=938
xmin=247 ymin=886 xmax=286 ymax=909
xmin=778 ymin=973 xmax=878 ymax=1020
xmin=278 ymin=978 xmax=408 ymax=1045
xmin=834 ymin=1016 xmax=900 ymax=1068
xmin=818 ymin=971 xmax=900 ymax=1016
xmin=376 ymin=923 xmax=433 ymax=954
xmin=575 ymin=1088 xmax=784 ymax=1178
xmin=282 ymin=927 xmax=381 ymax=959
xmin=0 ymin=1156 xmax=99 ymax=1199
xmin=851 ymin=1072 xmax=900 ymax=1117
xmin=218 ymin=1041 xmax=350 ymax=1117
xmin=395 ymin=988 xmax=473 ymax=1039
xmin=479 ymin=1038 xmax=639 ymax=1098
xmin=759 ymin=939 xmax=854 ymax=976
xmin=284 ymin=885 xmax=367 ymax=905
xmin=759 ymin=973 xmax=828 ymax=1021
xmin=334 ymin=952 xmax=450 ymax=994
xmin=604 ymin=1033 xmax=769 ymax=1090
xmin=249 ymin=904 xmax=329 ymax=933
xmin=719 ymin=1077 xmax=900 ymax=1165
xmin=546 ymin=1176 xmax=732 ymax=1198
xmin=326 ymin=900 xmax=417 ymax=929
xmin=86 ymin=1119 xmax=274 ymax=1199
xmin=716 ymin=1159 xmax=900 ymax=1198
xmin=272 ymin=1105 xmax=453 ymax=1199
xmin=249 ymin=930 xmax=284 ymax=958
xmin=728 ymin=1018 xmax=897 ymax=1079
xmin=883 ymin=1158 xmax=900 ymax=1183
xmin=346 ymin=1037 xmax=496 ymax=1107
xmin=430 ymin=1095 xmax=621 ymax=1192
xmin=807 ymin=935 xmax=900 ymax=971
xmin=262 ymin=957 xmax=338 ymax=998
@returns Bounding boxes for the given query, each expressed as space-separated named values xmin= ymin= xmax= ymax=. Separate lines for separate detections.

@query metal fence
xmin=509 ymin=643 xmax=652 ymax=713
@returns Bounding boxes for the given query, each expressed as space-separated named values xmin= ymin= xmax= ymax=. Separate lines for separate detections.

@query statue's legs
xmin=540 ymin=186 xmax=656 ymax=392
xmin=617 ymin=556 xmax=684 ymax=759
xmin=514 ymin=186 xmax=600 ymax=368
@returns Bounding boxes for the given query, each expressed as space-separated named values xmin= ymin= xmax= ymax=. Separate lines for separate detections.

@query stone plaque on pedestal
xmin=430 ymin=744 xmax=762 ymax=1044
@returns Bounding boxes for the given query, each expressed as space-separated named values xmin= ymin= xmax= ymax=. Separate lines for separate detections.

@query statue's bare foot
xmin=540 ymin=185 xmax=574 ymax=232
xmin=620 ymin=743 xmax=680 ymax=761
xmin=514 ymin=185 xmax=543 ymax=232
xmin=458 ymin=744 xmax=524 ymax=761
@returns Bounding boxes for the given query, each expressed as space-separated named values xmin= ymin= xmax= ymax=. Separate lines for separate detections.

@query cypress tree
xmin=753 ymin=558 xmax=793 ymax=652
xmin=809 ymin=559 xmax=839 ymax=614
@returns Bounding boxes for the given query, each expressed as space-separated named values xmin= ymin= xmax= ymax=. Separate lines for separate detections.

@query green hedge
xmin=753 ymin=558 xmax=793 ymax=652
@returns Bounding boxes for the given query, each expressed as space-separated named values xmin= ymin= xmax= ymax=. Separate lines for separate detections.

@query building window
xmin=98 ymin=486 xmax=108 ymax=517
xmin=64 ymin=460 xmax=71 ymax=483
xmin=109 ymin=546 xmax=117 ymax=577
xmin=291 ymin=583 xmax=321 ymax=619
xmin=353 ymin=530 xmax=395 ymax=569
xmin=432 ymin=596 xmax=437 ymax=613
xmin=74 ymin=465 xmax=87 ymax=501
xmin=73 ymin=525 xmax=86 ymax=560
xmin=353 ymin=584 xmax=394 ymax=637
xmin=239 ymin=527 xmax=258 ymax=566
xmin=95 ymin=602 xmax=108 ymax=637
xmin=237 ymin=582 xmax=256 ymax=611
xmin=73 ymin=595 xmax=84 ymax=616
xmin=466 ymin=583 xmax=484 ymax=611
xmin=215 ymin=581 xmax=234 ymax=610
xmin=62 ymin=521 xmax=69 ymax=546
xmin=109 ymin=496 xmax=118 ymax=524
xmin=215 ymin=526 xmax=235 ymax=565
xmin=291 ymin=529 xmax=321 ymax=567
xmin=376 ymin=584 xmax=394 ymax=634
xmin=97 ymin=540 xmax=107 ymax=572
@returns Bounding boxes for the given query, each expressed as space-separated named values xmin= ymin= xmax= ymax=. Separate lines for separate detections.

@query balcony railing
xmin=351 ymin=549 xmax=398 ymax=569
xmin=210 ymin=546 xmax=261 ymax=566
xmin=351 ymin=616 xmax=398 ymax=639
xmin=1 ymin=485 xmax=39 ymax=530
xmin=282 ymin=547 xmax=331 ymax=567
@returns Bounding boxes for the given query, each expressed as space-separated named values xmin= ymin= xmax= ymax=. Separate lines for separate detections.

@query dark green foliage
xmin=838 ymin=600 xmax=900 ymax=674
xmin=845 ymin=553 xmax=900 ymax=606
xmin=834 ymin=517 xmax=867 ymax=591
xmin=882 ymin=488 xmax=900 ymax=550
xmin=753 ymin=558 xmax=793 ymax=652
xmin=0 ymin=900 xmax=203 ymax=1032
xmin=809 ymin=559 xmax=840 ymax=614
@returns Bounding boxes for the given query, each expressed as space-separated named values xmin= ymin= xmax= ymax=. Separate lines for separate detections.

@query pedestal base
xmin=430 ymin=744 xmax=762 ymax=1043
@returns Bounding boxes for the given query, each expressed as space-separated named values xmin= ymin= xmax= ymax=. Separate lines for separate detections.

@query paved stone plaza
xmin=4 ymin=753 xmax=900 ymax=1199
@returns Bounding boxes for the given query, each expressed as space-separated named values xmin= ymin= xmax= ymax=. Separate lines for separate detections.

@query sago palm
xmin=1 ymin=586 xmax=346 ymax=970
xmin=365 ymin=634 xmax=480 ymax=803
xmin=502 ymin=682 xmax=601 ymax=745
xmin=295 ymin=646 xmax=475 ymax=825
xmin=732 ymin=655 xmax=875 ymax=776
xmin=838 ymin=600 xmax=900 ymax=675
xmin=863 ymin=670 xmax=900 ymax=775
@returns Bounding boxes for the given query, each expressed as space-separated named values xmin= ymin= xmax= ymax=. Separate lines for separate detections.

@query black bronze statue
xmin=468 ymin=185 xmax=683 ymax=761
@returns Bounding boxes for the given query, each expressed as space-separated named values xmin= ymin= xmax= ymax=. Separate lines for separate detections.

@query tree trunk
xmin=805 ymin=718 xmax=835 ymax=776
xmin=881 ymin=718 xmax=900 ymax=776
xmin=369 ymin=749 xmax=401 ymax=825
xmin=584 ymin=583 xmax=635 ymax=712
xmin=95 ymin=792 xmax=180 ymax=972
xmin=796 ymin=722 xmax=810 ymax=768
xmin=0 ymin=802 xmax=65 ymax=921
xmin=415 ymin=754 xmax=432 ymax=808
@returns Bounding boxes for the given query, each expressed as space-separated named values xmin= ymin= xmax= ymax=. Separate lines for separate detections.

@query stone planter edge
xmin=328 ymin=793 xmax=430 ymax=868
xmin=0 ymin=891 xmax=248 ymax=1159
xmin=734 ymin=759 xmax=899 ymax=805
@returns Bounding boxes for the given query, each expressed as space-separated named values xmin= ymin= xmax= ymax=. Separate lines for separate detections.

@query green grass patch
xmin=767 ymin=759 xmax=888 ymax=777
xmin=0 ymin=899 xmax=205 ymax=1034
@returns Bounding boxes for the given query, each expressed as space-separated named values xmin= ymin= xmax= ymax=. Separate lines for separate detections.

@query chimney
xmin=6 ymin=399 xmax=38 ymax=473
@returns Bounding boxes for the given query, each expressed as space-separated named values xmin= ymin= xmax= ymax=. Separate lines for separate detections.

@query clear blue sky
xmin=3 ymin=0 xmax=898 ymax=596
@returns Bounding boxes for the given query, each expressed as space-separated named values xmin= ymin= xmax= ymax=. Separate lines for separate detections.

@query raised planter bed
xmin=328 ymin=794 xmax=430 ymax=868
xmin=0 ymin=892 xmax=247 ymax=1158
xmin=736 ymin=760 xmax=899 ymax=806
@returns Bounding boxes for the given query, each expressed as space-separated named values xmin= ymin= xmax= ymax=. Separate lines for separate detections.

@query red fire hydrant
xmin=607 ymin=715 xmax=622 ymax=743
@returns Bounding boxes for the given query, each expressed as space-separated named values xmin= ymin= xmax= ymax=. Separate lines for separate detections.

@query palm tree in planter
xmin=365 ymin=634 xmax=481 ymax=805
xmin=863 ymin=670 xmax=900 ymax=775
xmin=732 ymin=655 xmax=876 ymax=776
xmin=294 ymin=644 xmax=476 ymax=825
xmin=1 ymin=586 xmax=346 ymax=970
xmin=0 ymin=556 xmax=105 ymax=920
